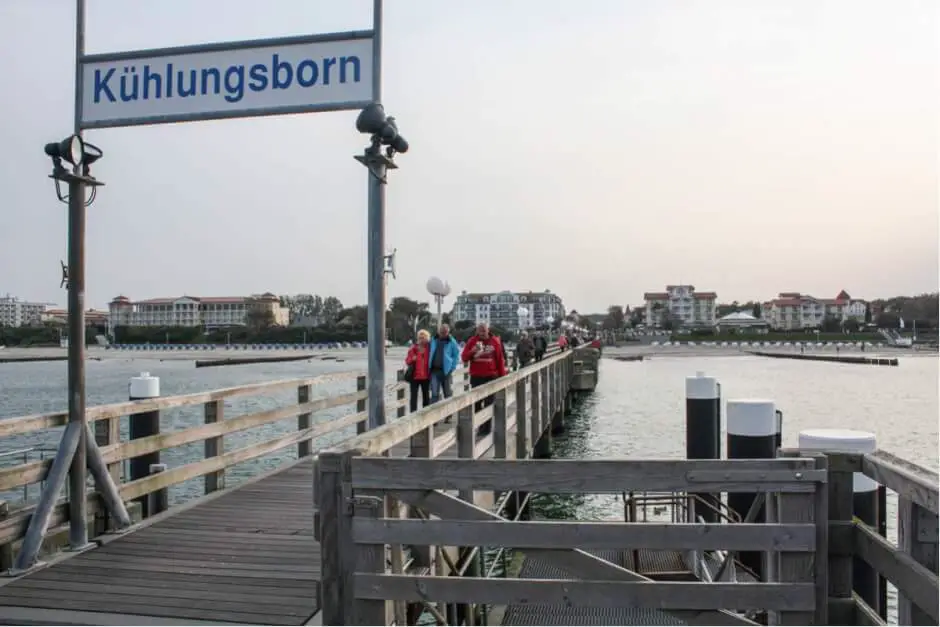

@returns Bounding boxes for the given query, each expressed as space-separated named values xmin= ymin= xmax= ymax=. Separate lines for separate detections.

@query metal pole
xmin=436 ymin=294 xmax=442 ymax=328
xmin=67 ymin=0 xmax=91 ymax=551
xmin=365 ymin=0 xmax=386 ymax=430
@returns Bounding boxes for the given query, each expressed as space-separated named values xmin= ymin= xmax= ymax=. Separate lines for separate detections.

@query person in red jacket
xmin=461 ymin=323 xmax=508 ymax=435
xmin=405 ymin=329 xmax=432 ymax=412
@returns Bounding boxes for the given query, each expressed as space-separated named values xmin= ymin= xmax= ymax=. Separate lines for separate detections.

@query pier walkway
xmin=0 ymin=347 xmax=603 ymax=625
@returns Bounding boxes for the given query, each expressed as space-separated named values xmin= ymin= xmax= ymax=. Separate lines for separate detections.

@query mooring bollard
xmin=147 ymin=463 xmax=169 ymax=516
xmin=799 ymin=428 xmax=882 ymax=615
xmin=727 ymin=399 xmax=780 ymax=580
xmin=685 ymin=371 xmax=721 ymax=523
xmin=128 ymin=372 xmax=161 ymax=518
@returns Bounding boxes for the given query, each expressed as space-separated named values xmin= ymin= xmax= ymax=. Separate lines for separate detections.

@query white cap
xmin=129 ymin=372 xmax=160 ymax=399
xmin=685 ymin=372 xmax=719 ymax=400
xmin=799 ymin=428 xmax=877 ymax=492
xmin=727 ymin=399 xmax=777 ymax=437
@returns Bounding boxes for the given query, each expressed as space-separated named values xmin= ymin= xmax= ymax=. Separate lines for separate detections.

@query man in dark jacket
xmin=515 ymin=331 xmax=535 ymax=369
xmin=533 ymin=332 xmax=548 ymax=362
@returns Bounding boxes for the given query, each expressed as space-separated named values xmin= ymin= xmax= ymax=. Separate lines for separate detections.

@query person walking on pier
xmin=558 ymin=333 xmax=569 ymax=351
xmin=462 ymin=323 xmax=508 ymax=434
xmin=533 ymin=332 xmax=547 ymax=362
xmin=515 ymin=331 xmax=535 ymax=369
xmin=429 ymin=324 xmax=460 ymax=403
xmin=405 ymin=330 xmax=432 ymax=412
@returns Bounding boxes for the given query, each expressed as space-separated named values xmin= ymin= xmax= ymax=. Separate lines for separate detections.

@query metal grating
xmin=500 ymin=552 xmax=688 ymax=626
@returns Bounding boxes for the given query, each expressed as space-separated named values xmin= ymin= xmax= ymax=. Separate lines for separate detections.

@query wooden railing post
xmin=356 ymin=375 xmax=367 ymax=434
xmin=396 ymin=369 xmax=406 ymax=420
xmin=297 ymin=383 xmax=313 ymax=458
xmin=94 ymin=416 xmax=121 ymax=484
xmin=318 ymin=449 xmax=356 ymax=626
xmin=898 ymin=496 xmax=940 ymax=625
xmin=493 ymin=389 xmax=507 ymax=460
xmin=455 ymin=403 xmax=479 ymax=625
xmin=354 ymin=494 xmax=387 ymax=626
xmin=514 ymin=378 xmax=528 ymax=461
xmin=775 ymin=455 xmax=821 ymax=625
xmin=529 ymin=369 xmax=540 ymax=458
xmin=826 ymin=453 xmax=856 ymax=625
xmin=204 ymin=400 xmax=224 ymax=494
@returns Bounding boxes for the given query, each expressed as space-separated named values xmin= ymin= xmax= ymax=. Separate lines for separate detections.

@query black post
xmin=727 ymin=399 xmax=779 ymax=580
xmin=685 ymin=372 xmax=720 ymax=523
xmin=128 ymin=372 xmax=161 ymax=518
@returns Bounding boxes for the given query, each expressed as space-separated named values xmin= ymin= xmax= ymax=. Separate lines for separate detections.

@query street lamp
xmin=15 ymin=134 xmax=131 ymax=572
xmin=545 ymin=315 xmax=555 ymax=340
xmin=517 ymin=306 xmax=529 ymax=333
xmin=426 ymin=276 xmax=451 ymax=328
xmin=354 ymin=102 xmax=409 ymax=431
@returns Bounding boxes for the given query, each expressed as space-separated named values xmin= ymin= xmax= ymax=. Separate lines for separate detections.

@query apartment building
xmin=760 ymin=290 xmax=868 ymax=330
xmin=0 ymin=295 xmax=50 ymax=327
xmin=643 ymin=285 xmax=718 ymax=328
xmin=108 ymin=293 xmax=289 ymax=334
xmin=42 ymin=308 xmax=110 ymax=326
xmin=452 ymin=290 xmax=565 ymax=332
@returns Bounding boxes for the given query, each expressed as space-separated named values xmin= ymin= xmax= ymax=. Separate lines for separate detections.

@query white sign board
xmin=80 ymin=32 xmax=374 ymax=129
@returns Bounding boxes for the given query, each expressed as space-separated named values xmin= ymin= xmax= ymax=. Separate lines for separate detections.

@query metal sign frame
xmin=14 ymin=0 xmax=389 ymax=572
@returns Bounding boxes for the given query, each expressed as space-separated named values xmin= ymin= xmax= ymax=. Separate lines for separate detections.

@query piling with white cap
xmin=685 ymin=372 xmax=721 ymax=523
xmin=129 ymin=372 xmax=161 ymax=517
xmin=799 ymin=428 xmax=882 ymax=614
xmin=727 ymin=399 xmax=781 ymax=580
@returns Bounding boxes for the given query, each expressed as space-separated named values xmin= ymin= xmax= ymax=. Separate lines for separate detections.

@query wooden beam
xmin=353 ymin=574 xmax=815 ymax=612
xmin=862 ymin=450 xmax=939 ymax=514
xmin=855 ymin=521 xmax=939 ymax=623
xmin=351 ymin=518 xmax=817 ymax=552
xmin=351 ymin=457 xmax=821 ymax=493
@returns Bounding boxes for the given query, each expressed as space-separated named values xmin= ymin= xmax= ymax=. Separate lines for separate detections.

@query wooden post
xmin=396 ymin=369 xmax=406 ymax=419
xmin=510 ymin=377 xmax=529 ymax=521
xmin=407 ymin=383 xmax=433 ymax=573
xmin=93 ymin=416 xmax=121 ymax=483
xmin=354 ymin=494 xmax=388 ymax=626
xmin=529 ymin=369 xmax=540 ymax=459
xmin=147 ymin=463 xmax=169 ymax=516
xmin=826 ymin=454 xmax=856 ymax=626
xmin=204 ymin=400 xmax=224 ymax=494
xmin=356 ymin=374 xmax=367 ymax=434
xmin=493 ymin=388 xmax=508 ymax=460
xmin=318 ymin=450 xmax=356 ymax=626
xmin=297 ymin=383 xmax=313 ymax=458
xmin=898 ymin=496 xmax=939 ymax=625
xmin=0 ymin=501 xmax=11 ymax=571
xmin=775 ymin=457 xmax=820 ymax=625
xmin=456 ymin=404 xmax=481 ymax=625
xmin=534 ymin=368 xmax=551 ymax=458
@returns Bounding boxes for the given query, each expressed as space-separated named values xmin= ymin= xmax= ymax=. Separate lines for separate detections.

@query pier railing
xmin=0 ymin=344 xmax=579 ymax=569
xmin=817 ymin=449 xmax=938 ymax=626
xmin=317 ymin=452 xmax=829 ymax=626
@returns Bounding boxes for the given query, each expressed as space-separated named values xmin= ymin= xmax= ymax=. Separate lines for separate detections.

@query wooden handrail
xmin=861 ymin=449 xmax=939 ymax=514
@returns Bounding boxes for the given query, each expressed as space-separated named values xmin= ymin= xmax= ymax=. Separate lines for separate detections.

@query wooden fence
xmin=316 ymin=453 xmax=829 ymax=626
xmin=0 ymin=345 xmax=579 ymax=568
xmin=820 ymin=449 xmax=938 ymax=626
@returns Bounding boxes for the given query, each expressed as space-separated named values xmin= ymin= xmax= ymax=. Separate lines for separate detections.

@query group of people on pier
xmin=403 ymin=322 xmax=579 ymax=414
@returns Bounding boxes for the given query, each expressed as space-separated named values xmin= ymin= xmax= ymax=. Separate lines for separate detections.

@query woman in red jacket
xmin=405 ymin=329 xmax=432 ymax=411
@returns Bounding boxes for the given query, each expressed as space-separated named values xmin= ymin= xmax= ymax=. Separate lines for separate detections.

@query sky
xmin=1 ymin=0 xmax=937 ymax=314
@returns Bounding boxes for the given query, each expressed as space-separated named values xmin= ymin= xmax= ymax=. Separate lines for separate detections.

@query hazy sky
xmin=1 ymin=0 xmax=937 ymax=313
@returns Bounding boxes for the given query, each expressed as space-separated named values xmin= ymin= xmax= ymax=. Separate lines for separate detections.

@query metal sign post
xmin=365 ymin=0 xmax=387 ymax=430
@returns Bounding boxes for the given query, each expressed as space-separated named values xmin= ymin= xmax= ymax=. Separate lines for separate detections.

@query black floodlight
xmin=44 ymin=134 xmax=84 ymax=168
xmin=355 ymin=103 xmax=409 ymax=156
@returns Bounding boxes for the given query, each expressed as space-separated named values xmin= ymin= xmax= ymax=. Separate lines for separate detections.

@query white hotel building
xmin=760 ymin=290 xmax=868 ymax=330
xmin=108 ymin=293 xmax=289 ymax=334
xmin=452 ymin=290 xmax=565 ymax=332
xmin=0 ymin=295 xmax=51 ymax=327
xmin=643 ymin=285 xmax=719 ymax=328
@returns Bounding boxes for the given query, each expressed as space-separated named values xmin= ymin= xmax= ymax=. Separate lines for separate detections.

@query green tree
xmin=321 ymin=296 xmax=344 ymax=324
xmin=603 ymin=305 xmax=626 ymax=331
xmin=752 ymin=303 xmax=762 ymax=319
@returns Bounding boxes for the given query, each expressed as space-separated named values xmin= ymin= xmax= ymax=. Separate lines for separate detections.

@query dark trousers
xmin=534 ymin=351 xmax=545 ymax=362
xmin=409 ymin=379 xmax=430 ymax=412
xmin=470 ymin=374 xmax=498 ymax=435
